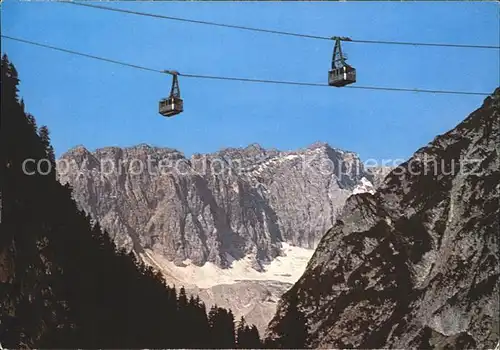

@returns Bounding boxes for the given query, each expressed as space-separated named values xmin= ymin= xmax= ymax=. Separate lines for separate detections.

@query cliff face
xmin=58 ymin=142 xmax=381 ymax=269
xmin=266 ymin=89 xmax=500 ymax=349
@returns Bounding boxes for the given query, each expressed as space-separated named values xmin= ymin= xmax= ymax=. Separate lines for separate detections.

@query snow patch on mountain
xmin=141 ymin=242 xmax=314 ymax=289
xmin=352 ymin=177 xmax=375 ymax=195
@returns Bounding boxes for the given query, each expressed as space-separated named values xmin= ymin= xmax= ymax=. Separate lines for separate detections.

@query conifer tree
xmin=236 ymin=316 xmax=263 ymax=349
xmin=237 ymin=316 xmax=248 ymax=348
xmin=178 ymin=286 xmax=188 ymax=308
xmin=38 ymin=125 xmax=56 ymax=173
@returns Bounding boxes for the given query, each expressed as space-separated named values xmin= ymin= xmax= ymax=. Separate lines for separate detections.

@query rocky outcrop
xmin=57 ymin=142 xmax=381 ymax=269
xmin=266 ymin=89 xmax=500 ymax=349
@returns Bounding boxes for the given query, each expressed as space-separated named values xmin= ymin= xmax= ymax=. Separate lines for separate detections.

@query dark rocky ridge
xmin=58 ymin=142 xmax=385 ymax=269
xmin=266 ymin=88 xmax=500 ymax=349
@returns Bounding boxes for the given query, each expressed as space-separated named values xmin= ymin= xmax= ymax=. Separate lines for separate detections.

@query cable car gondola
xmin=159 ymin=71 xmax=183 ymax=117
xmin=328 ymin=37 xmax=356 ymax=87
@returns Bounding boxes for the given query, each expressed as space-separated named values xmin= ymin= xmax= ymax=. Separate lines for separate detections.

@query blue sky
xmin=2 ymin=1 xmax=499 ymax=161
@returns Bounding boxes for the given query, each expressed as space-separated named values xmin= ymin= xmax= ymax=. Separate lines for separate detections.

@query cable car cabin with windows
xmin=159 ymin=96 xmax=183 ymax=117
xmin=328 ymin=37 xmax=356 ymax=87
xmin=159 ymin=72 xmax=183 ymax=117
xmin=329 ymin=65 xmax=356 ymax=87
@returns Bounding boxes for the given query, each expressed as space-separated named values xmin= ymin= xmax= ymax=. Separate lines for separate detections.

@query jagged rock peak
xmin=245 ymin=142 xmax=265 ymax=151
xmin=306 ymin=141 xmax=330 ymax=150
xmin=303 ymin=141 xmax=351 ymax=155
xmin=59 ymin=145 xmax=99 ymax=171
xmin=62 ymin=144 xmax=90 ymax=156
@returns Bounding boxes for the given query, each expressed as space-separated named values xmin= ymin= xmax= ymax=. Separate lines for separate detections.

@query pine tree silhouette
xmin=38 ymin=126 xmax=55 ymax=175
xmin=236 ymin=316 xmax=263 ymax=348
xmin=237 ymin=316 xmax=248 ymax=348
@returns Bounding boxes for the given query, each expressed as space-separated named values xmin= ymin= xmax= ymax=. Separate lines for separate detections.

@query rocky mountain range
xmin=57 ymin=141 xmax=387 ymax=269
xmin=266 ymin=89 xmax=500 ymax=348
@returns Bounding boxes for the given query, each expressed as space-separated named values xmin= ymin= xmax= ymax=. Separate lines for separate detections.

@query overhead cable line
xmin=61 ymin=1 xmax=332 ymax=41
xmin=60 ymin=1 xmax=500 ymax=50
xmin=1 ymin=35 xmax=492 ymax=96
xmin=1 ymin=35 xmax=162 ymax=74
